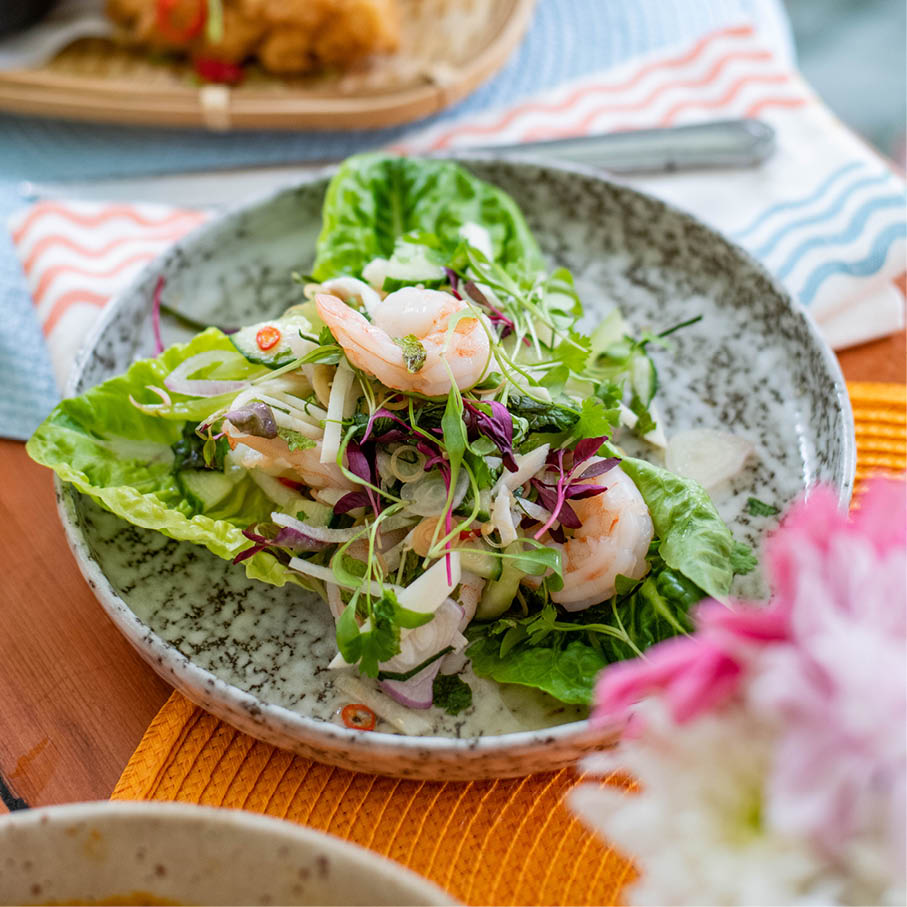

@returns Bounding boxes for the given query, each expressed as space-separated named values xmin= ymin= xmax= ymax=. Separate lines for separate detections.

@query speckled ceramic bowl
xmin=57 ymin=157 xmax=854 ymax=779
xmin=0 ymin=801 xmax=454 ymax=905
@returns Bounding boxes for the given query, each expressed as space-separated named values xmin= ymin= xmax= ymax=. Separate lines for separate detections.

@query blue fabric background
xmin=0 ymin=0 xmax=793 ymax=438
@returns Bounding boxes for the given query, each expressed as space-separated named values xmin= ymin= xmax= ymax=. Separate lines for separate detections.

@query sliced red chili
xmin=341 ymin=703 xmax=376 ymax=731
xmin=156 ymin=0 xmax=207 ymax=43
xmin=277 ymin=476 xmax=305 ymax=492
xmin=255 ymin=326 xmax=282 ymax=351
xmin=194 ymin=57 xmax=246 ymax=86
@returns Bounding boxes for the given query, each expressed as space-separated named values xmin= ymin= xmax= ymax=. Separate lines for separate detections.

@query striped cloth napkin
xmin=8 ymin=22 xmax=906 ymax=394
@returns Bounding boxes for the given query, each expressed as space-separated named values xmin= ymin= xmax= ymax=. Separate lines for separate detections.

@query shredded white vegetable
xmin=288 ymin=556 xmax=385 ymax=596
xmin=320 ymin=362 xmax=354 ymax=465
xmin=490 ymin=487 xmax=518 ymax=546
xmin=498 ymin=444 xmax=550 ymax=494
xmin=272 ymin=512 xmax=362 ymax=543
xmin=395 ymin=552 xmax=461 ymax=615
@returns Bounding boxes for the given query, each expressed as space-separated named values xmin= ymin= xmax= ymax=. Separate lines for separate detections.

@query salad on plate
xmin=28 ymin=154 xmax=755 ymax=732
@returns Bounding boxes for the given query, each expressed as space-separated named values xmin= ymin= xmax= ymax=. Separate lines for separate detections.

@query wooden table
xmin=1 ymin=331 xmax=904 ymax=814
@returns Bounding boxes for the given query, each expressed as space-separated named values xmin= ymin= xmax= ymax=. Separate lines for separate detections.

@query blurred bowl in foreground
xmin=0 ymin=800 xmax=455 ymax=906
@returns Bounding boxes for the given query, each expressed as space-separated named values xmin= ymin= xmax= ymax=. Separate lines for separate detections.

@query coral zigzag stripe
xmin=427 ymin=23 xmax=755 ymax=150
xmin=11 ymin=204 xmax=203 ymax=245
xmin=23 ymin=227 xmax=195 ymax=274
xmin=744 ymin=95 xmax=809 ymax=118
xmin=43 ymin=290 xmax=109 ymax=335
xmin=33 ymin=251 xmax=157 ymax=305
xmin=516 ymin=50 xmax=775 ymax=141
xmin=658 ymin=72 xmax=791 ymax=125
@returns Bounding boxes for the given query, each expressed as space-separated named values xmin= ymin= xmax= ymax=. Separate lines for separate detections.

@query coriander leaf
xmin=392 ymin=334 xmax=427 ymax=373
xmin=277 ymin=428 xmax=316 ymax=452
xmin=746 ymin=497 xmax=780 ymax=517
xmin=336 ymin=600 xmax=362 ymax=665
xmin=571 ymin=397 xmax=616 ymax=441
xmin=357 ymin=593 xmax=401 ymax=678
xmin=553 ymin=329 xmax=590 ymax=373
xmin=432 ymin=673 xmax=473 ymax=715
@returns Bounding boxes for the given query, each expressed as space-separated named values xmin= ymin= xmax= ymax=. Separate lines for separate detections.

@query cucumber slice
xmin=475 ymin=557 xmax=522 ymax=620
xmin=177 ymin=469 xmax=238 ymax=513
xmin=589 ymin=307 xmax=629 ymax=354
xmin=230 ymin=313 xmax=313 ymax=368
xmin=459 ymin=546 xmax=503 ymax=581
xmin=381 ymin=240 xmax=446 ymax=291
xmin=630 ymin=353 xmax=657 ymax=406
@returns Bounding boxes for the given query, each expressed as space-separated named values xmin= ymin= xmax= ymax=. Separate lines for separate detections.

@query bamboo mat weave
xmin=111 ymin=381 xmax=905 ymax=906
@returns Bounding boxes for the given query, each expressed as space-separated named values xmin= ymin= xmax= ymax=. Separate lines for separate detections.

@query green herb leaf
xmin=432 ymin=674 xmax=473 ymax=715
xmin=277 ymin=428 xmax=316 ymax=452
xmin=572 ymin=397 xmax=616 ymax=441
xmin=392 ymin=334 xmax=427 ymax=373
xmin=746 ymin=497 xmax=780 ymax=517
xmin=730 ymin=541 xmax=758 ymax=575
xmin=553 ymin=329 xmax=590 ymax=373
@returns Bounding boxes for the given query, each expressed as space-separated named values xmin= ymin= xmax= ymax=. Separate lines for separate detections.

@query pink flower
xmin=593 ymin=598 xmax=789 ymax=728
xmin=751 ymin=478 xmax=906 ymax=869
xmin=593 ymin=634 xmax=744 ymax=727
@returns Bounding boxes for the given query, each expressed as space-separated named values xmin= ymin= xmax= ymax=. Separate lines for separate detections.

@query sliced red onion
xmin=224 ymin=402 xmax=277 ymax=438
xmin=164 ymin=351 xmax=250 ymax=398
xmin=380 ymin=658 xmax=444 ymax=710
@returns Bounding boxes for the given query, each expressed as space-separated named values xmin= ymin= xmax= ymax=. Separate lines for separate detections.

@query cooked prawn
xmin=551 ymin=465 xmax=654 ymax=612
xmin=223 ymin=422 xmax=355 ymax=491
xmin=315 ymin=287 xmax=490 ymax=396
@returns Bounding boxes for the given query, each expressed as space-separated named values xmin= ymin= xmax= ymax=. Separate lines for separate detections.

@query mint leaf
xmin=392 ymin=334 xmax=427 ymax=373
xmin=278 ymin=428 xmax=316 ymax=452
xmin=746 ymin=497 xmax=780 ymax=517
xmin=432 ymin=673 xmax=473 ymax=715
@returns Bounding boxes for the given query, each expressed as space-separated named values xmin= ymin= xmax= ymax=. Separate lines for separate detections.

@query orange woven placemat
xmin=111 ymin=381 xmax=905 ymax=906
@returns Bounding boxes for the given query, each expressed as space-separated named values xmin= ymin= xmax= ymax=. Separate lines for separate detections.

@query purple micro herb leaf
xmin=362 ymin=406 xmax=411 ymax=443
xmin=572 ymin=436 xmax=610 ymax=468
xmin=463 ymin=280 xmax=515 ymax=338
xmin=233 ymin=526 xmax=327 ymax=564
xmin=346 ymin=438 xmax=381 ymax=516
xmin=531 ymin=477 xmax=582 ymax=530
xmin=443 ymin=267 xmax=462 ymax=299
xmin=463 ymin=400 xmax=518 ymax=472
xmin=576 ymin=457 xmax=621 ymax=480
xmin=549 ymin=525 xmax=566 ymax=544
xmin=564 ymin=483 xmax=609 ymax=501
xmin=335 ymin=491 xmax=371 ymax=514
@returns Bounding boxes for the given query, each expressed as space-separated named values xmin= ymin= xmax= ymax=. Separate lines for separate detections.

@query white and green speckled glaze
xmin=58 ymin=157 xmax=855 ymax=780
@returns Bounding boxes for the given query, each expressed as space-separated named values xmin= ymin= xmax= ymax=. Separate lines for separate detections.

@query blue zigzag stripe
xmin=753 ymin=171 xmax=894 ymax=260
xmin=732 ymin=161 xmax=864 ymax=240
xmin=777 ymin=194 xmax=906 ymax=281
xmin=798 ymin=222 xmax=907 ymax=305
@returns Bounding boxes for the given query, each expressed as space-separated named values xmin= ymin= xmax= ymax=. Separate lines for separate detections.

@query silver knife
xmin=21 ymin=119 xmax=774 ymax=209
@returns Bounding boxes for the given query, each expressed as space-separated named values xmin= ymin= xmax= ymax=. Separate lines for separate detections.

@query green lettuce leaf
xmin=26 ymin=329 xmax=305 ymax=588
xmin=311 ymin=153 xmax=544 ymax=280
xmin=467 ymin=635 xmax=606 ymax=705
xmin=616 ymin=455 xmax=746 ymax=600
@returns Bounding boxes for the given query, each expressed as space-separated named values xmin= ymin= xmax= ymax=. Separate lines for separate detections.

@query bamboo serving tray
xmin=0 ymin=0 xmax=533 ymax=131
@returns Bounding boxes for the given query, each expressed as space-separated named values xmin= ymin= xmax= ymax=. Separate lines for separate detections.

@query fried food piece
xmin=106 ymin=0 xmax=401 ymax=74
